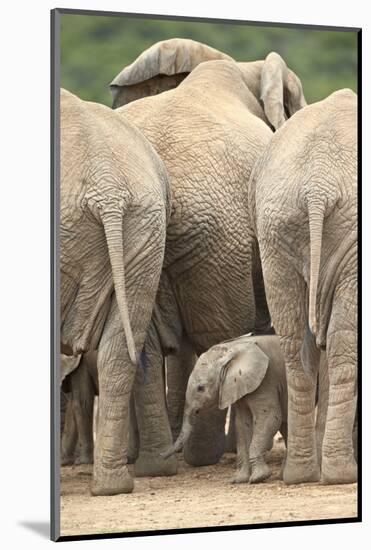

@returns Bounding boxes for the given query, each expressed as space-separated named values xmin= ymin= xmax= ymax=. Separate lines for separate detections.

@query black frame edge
xmin=58 ymin=516 xmax=361 ymax=542
xmin=54 ymin=7 xmax=360 ymax=33
xmin=51 ymin=7 xmax=61 ymax=543
xmin=356 ymin=27 xmax=362 ymax=523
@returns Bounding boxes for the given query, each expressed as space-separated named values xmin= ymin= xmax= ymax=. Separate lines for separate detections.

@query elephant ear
xmin=218 ymin=343 xmax=269 ymax=410
xmin=110 ymin=38 xmax=234 ymax=106
xmin=60 ymin=354 xmax=81 ymax=386
xmin=260 ymin=51 xmax=306 ymax=130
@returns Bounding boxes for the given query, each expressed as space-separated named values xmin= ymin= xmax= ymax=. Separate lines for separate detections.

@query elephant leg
xmin=91 ymin=210 xmax=167 ymax=494
xmin=226 ymin=405 xmax=237 ymax=453
xmin=166 ymin=337 xmax=196 ymax=442
xmin=278 ymin=422 xmax=288 ymax=479
xmin=91 ymin=328 xmax=136 ymax=495
xmin=71 ymin=360 xmax=95 ymax=465
xmin=61 ymin=395 xmax=77 ymax=466
xmin=248 ymin=396 xmax=282 ymax=483
xmin=127 ymin=395 xmax=139 ymax=464
xmin=231 ymin=401 xmax=252 ymax=483
xmin=263 ymin=262 xmax=319 ymax=484
xmin=60 ymin=389 xmax=69 ymax=435
xmin=315 ymin=353 xmax=329 ymax=468
xmin=183 ymin=407 xmax=227 ymax=466
xmin=280 ymin=334 xmax=319 ymax=484
xmin=133 ymin=321 xmax=177 ymax=477
xmin=321 ymin=329 xmax=357 ymax=484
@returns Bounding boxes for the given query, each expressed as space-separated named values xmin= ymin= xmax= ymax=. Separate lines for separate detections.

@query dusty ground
xmin=60 ymin=440 xmax=357 ymax=537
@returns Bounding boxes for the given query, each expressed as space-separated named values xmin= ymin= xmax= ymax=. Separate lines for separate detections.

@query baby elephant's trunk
xmin=161 ymin=413 xmax=193 ymax=459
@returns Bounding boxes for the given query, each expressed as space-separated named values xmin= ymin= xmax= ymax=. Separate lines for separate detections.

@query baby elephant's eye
xmin=197 ymin=385 xmax=205 ymax=392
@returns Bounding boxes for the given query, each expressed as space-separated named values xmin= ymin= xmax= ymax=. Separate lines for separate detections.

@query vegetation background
xmin=60 ymin=13 xmax=358 ymax=107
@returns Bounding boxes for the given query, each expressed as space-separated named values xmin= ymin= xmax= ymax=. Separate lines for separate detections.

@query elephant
xmin=60 ymin=352 xmax=97 ymax=466
xmin=112 ymin=53 xmax=306 ymax=469
xmin=60 ymin=271 xmax=189 ymax=474
xmin=60 ymin=354 xmax=81 ymax=462
xmin=110 ymin=40 xmax=304 ymax=457
xmin=60 ymin=351 xmax=142 ymax=466
xmin=110 ymin=38 xmax=236 ymax=449
xmin=162 ymin=334 xmax=287 ymax=484
xmin=60 ymin=88 xmax=174 ymax=495
xmin=110 ymin=38 xmax=234 ymax=108
xmin=249 ymin=88 xmax=357 ymax=484
xmin=110 ymin=39 xmax=299 ymax=459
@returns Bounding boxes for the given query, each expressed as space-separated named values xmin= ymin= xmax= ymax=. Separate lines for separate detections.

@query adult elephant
xmin=111 ymin=39 xmax=305 ymax=455
xmin=113 ymin=54 xmax=306 ymax=469
xmin=250 ymin=89 xmax=357 ymax=484
xmin=110 ymin=39 xmax=235 ymax=447
xmin=60 ymin=88 xmax=175 ymax=495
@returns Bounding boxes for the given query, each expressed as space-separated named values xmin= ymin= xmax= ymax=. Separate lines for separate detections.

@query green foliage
xmin=60 ymin=13 xmax=358 ymax=106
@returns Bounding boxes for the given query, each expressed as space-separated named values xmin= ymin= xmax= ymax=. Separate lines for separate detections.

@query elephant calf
xmin=163 ymin=334 xmax=287 ymax=484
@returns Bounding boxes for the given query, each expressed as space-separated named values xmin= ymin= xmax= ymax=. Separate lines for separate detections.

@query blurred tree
xmin=60 ymin=13 xmax=357 ymax=106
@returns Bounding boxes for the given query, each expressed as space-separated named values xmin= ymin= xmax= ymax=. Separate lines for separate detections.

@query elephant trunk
xmin=101 ymin=209 xmax=137 ymax=365
xmin=308 ymin=198 xmax=325 ymax=339
xmin=161 ymin=412 xmax=193 ymax=459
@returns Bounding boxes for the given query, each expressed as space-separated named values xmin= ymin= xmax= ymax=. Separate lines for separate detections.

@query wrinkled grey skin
xmin=150 ymin=268 xmax=198 ymax=445
xmin=60 ymin=351 xmax=142 ymax=467
xmin=113 ymin=55 xmax=305 ymax=469
xmin=163 ymin=334 xmax=287 ymax=484
xmin=60 ymin=89 xmax=173 ymax=495
xmin=250 ymin=89 xmax=357 ymax=484
xmin=61 ymin=352 xmax=98 ymax=466
xmin=111 ymin=43 xmax=303 ymax=465
xmin=316 ymin=354 xmax=358 ymax=469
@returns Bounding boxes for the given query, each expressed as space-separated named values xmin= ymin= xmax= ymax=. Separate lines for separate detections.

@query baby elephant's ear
xmin=218 ymin=343 xmax=269 ymax=410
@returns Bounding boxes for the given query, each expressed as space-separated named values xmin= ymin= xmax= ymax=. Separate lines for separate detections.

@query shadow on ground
xmin=18 ymin=521 xmax=49 ymax=539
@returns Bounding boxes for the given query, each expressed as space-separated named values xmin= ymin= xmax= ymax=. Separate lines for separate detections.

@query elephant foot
xmin=321 ymin=457 xmax=357 ymax=485
xmin=134 ymin=452 xmax=178 ymax=477
xmin=91 ymin=466 xmax=134 ymax=496
xmin=283 ymin=457 xmax=320 ymax=485
xmin=231 ymin=470 xmax=250 ymax=484
xmin=250 ymin=462 xmax=271 ymax=484
xmin=61 ymin=454 xmax=75 ymax=466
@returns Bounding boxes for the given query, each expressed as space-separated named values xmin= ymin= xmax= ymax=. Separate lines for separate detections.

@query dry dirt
xmin=60 ymin=439 xmax=357 ymax=537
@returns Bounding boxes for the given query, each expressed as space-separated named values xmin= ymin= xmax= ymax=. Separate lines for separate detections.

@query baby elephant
xmin=162 ymin=334 xmax=287 ymax=483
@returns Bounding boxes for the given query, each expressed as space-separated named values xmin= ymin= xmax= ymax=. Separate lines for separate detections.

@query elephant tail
xmin=308 ymin=198 xmax=325 ymax=338
xmin=101 ymin=209 xmax=137 ymax=365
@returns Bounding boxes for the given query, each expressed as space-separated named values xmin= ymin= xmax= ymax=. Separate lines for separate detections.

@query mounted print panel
xmin=51 ymin=8 xmax=360 ymax=541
